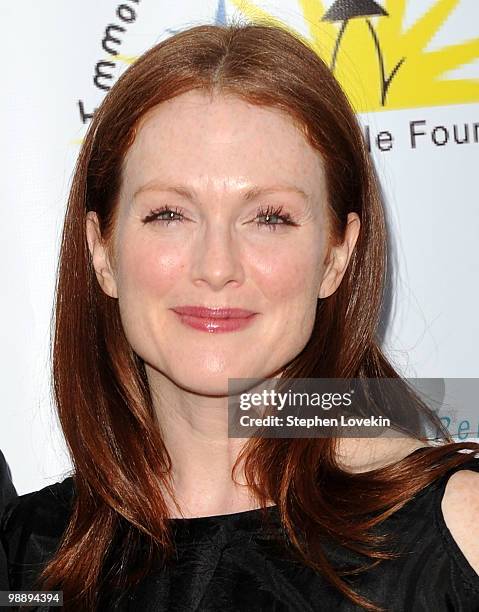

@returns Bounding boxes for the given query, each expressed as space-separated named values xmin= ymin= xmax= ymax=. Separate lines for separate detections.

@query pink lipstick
xmin=171 ymin=306 xmax=258 ymax=333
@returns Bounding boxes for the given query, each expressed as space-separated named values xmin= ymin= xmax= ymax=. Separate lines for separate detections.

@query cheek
xmin=116 ymin=233 xmax=184 ymax=296
xmin=254 ymin=241 xmax=324 ymax=301
xmin=113 ymin=233 xmax=186 ymax=360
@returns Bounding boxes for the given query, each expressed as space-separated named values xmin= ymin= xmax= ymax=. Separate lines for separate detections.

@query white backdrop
xmin=1 ymin=0 xmax=478 ymax=495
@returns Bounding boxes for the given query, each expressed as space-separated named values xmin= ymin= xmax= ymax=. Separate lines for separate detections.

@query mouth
xmin=171 ymin=306 xmax=258 ymax=333
xmin=172 ymin=306 xmax=257 ymax=318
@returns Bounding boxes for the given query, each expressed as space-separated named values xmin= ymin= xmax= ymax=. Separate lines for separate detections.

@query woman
xmin=1 ymin=22 xmax=478 ymax=612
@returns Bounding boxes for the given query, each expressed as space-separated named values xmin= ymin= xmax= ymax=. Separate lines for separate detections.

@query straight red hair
xmin=32 ymin=22 xmax=479 ymax=610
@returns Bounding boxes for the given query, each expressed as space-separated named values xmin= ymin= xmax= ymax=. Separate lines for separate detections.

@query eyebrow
xmin=133 ymin=181 xmax=310 ymax=202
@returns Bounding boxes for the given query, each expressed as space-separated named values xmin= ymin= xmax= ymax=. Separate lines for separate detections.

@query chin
xmin=173 ymin=376 xmax=241 ymax=398
xmin=175 ymin=362 xmax=267 ymax=396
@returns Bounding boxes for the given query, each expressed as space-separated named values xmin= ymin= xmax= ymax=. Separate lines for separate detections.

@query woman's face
xmin=87 ymin=90 xmax=359 ymax=395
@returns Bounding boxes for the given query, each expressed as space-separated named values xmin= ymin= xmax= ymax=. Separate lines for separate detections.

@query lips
xmin=171 ymin=305 xmax=258 ymax=333
xmin=172 ymin=306 xmax=256 ymax=319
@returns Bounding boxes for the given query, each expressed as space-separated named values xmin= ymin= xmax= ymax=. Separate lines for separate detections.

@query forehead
xmin=121 ymin=90 xmax=326 ymax=196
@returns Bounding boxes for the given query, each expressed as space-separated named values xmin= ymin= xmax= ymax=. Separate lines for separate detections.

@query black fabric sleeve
xmin=0 ymin=449 xmax=17 ymax=591
xmin=0 ymin=450 xmax=17 ymax=513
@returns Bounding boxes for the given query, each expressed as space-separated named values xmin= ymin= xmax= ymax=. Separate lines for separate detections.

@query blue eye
xmin=142 ymin=206 xmax=183 ymax=225
xmin=255 ymin=205 xmax=296 ymax=230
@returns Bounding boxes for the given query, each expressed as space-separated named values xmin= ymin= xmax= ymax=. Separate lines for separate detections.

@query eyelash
xmin=142 ymin=204 xmax=298 ymax=231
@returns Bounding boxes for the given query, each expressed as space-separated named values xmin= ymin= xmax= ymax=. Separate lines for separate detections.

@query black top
xmin=1 ymin=447 xmax=479 ymax=611
xmin=0 ymin=451 xmax=17 ymax=514
xmin=0 ymin=449 xmax=17 ymax=593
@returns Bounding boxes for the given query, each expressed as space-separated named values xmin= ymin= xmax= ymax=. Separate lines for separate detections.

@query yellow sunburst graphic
xmin=230 ymin=0 xmax=479 ymax=112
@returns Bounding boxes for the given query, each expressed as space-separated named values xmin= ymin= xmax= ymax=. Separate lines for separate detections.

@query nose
xmin=190 ymin=221 xmax=245 ymax=290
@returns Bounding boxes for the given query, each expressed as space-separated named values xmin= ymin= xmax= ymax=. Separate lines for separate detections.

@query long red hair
xmin=33 ymin=22 xmax=479 ymax=610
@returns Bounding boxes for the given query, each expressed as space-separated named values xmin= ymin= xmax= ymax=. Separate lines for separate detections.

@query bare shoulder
xmin=441 ymin=469 xmax=479 ymax=575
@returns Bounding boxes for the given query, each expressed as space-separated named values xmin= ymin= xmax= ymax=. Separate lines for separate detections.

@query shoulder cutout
xmin=441 ymin=469 xmax=479 ymax=576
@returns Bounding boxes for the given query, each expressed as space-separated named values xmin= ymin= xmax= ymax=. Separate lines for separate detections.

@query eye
xmin=142 ymin=205 xmax=184 ymax=225
xmin=141 ymin=204 xmax=299 ymax=230
xmin=255 ymin=205 xmax=298 ymax=231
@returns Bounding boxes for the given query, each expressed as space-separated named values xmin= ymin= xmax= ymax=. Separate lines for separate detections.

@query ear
xmin=85 ymin=211 xmax=118 ymax=299
xmin=318 ymin=212 xmax=360 ymax=299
